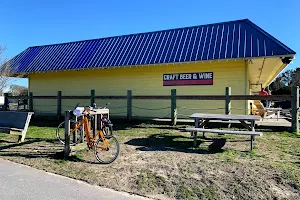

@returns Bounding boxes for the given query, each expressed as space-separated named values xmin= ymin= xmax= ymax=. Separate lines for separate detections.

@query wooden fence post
xmin=57 ymin=91 xmax=62 ymax=120
xmin=171 ymin=89 xmax=177 ymax=126
xmin=225 ymin=87 xmax=231 ymax=115
xmin=91 ymin=89 xmax=95 ymax=106
xmin=64 ymin=110 xmax=71 ymax=159
xmin=29 ymin=92 xmax=33 ymax=112
xmin=127 ymin=90 xmax=132 ymax=122
xmin=291 ymin=86 xmax=299 ymax=134
xmin=3 ymin=93 xmax=8 ymax=111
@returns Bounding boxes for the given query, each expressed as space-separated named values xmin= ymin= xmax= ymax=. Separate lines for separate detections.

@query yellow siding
xmin=29 ymin=60 xmax=248 ymax=118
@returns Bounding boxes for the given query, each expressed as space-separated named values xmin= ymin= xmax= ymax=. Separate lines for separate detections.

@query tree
xmin=269 ymin=77 xmax=286 ymax=92
xmin=280 ymin=69 xmax=294 ymax=86
xmin=290 ymin=68 xmax=300 ymax=87
xmin=269 ymin=67 xmax=300 ymax=95
xmin=0 ymin=45 xmax=13 ymax=95
xmin=9 ymin=84 xmax=28 ymax=96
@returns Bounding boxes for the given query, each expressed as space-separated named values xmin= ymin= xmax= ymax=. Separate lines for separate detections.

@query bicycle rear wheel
xmin=94 ymin=135 xmax=119 ymax=164
xmin=56 ymin=119 xmax=83 ymax=145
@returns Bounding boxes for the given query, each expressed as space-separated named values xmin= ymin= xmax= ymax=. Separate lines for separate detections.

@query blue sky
xmin=1 ymin=0 xmax=299 ymax=88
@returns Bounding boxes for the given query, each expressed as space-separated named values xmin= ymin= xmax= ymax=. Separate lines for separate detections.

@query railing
xmin=3 ymin=86 xmax=299 ymax=133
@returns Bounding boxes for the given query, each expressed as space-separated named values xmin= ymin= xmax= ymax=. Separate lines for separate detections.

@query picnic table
xmin=185 ymin=113 xmax=262 ymax=151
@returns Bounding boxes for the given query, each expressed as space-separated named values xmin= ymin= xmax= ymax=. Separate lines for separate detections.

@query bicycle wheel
xmin=56 ymin=119 xmax=83 ymax=145
xmin=94 ymin=134 xmax=119 ymax=164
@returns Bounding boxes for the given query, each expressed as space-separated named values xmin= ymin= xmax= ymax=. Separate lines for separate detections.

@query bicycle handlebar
xmin=74 ymin=102 xmax=110 ymax=116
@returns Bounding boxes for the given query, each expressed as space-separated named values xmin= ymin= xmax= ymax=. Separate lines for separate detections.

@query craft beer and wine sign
xmin=163 ymin=72 xmax=214 ymax=86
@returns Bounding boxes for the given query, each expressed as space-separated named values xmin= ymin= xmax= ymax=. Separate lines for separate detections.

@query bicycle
xmin=56 ymin=102 xmax=112 ymax=145
xmin=66 ymin=104 xmax=119 ymax=164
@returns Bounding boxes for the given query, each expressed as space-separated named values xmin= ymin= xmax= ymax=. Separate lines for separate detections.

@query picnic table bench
xmin=0 ymin=111 xmax=34 ymax=142
xmin=185 ymin=113 xmax=262 ymax=151
xmin=263 ymin=107 xmax=282 ymax=121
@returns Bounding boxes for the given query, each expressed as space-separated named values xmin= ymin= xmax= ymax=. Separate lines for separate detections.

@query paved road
xmin=0 ymin=158 xmax=152 ymax=200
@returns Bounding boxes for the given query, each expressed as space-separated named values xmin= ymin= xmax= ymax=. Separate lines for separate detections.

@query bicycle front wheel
xmin=94 ymin=135 xmax=119 ymax=164
xmin=56 ymin=119 xmax=83 ymax=145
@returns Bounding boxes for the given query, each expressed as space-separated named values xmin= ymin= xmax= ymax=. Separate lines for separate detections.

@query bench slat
xmin=185 ymin=128 xmax=262 ymax=136
xmin=265 ymin=108 xmax=282 ymax=110
xmin=0 ymin=126 xmax=23 ymax=132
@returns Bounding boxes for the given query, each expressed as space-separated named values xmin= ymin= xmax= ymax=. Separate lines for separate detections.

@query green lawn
xmin=0 ymin=121 xmax=300 ymax=200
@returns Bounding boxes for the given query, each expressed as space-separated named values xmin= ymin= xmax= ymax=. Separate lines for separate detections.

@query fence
xmin=3 ymin=86 xmax=299 ymax=133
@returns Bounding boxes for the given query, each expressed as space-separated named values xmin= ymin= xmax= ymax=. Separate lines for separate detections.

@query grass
xmin=0 ymin=121 xmax=300 ymax=200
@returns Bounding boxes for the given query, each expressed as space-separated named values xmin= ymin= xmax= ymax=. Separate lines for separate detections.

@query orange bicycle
xmin=68 ymin=105 xmax=119 ymax=164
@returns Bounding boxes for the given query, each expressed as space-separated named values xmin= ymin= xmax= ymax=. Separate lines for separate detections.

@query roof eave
xmin=18 ymin=54 xmax=296 ymax=75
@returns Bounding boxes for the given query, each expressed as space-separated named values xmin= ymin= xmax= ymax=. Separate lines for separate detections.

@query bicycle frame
xmin=69 ymin=114 xmax=109 ymax=150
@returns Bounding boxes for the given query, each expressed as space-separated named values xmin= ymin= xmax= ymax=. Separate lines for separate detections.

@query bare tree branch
xmin=0 ymin=45 xmax=15 ymax=95
xmin=9 ymin=84 xmax=28 ymax=96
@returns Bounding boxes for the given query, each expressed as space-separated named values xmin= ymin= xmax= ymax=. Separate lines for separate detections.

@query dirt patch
xmin=0 ymin=124 xmax=300 ymax=200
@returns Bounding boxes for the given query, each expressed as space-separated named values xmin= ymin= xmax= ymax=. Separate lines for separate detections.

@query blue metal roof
xmin=8 ymin=19 xmax=296 ymax=73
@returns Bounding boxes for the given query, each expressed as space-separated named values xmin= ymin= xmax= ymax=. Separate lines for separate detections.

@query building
xmin=7 ymin=19 xmax=296 ymax=118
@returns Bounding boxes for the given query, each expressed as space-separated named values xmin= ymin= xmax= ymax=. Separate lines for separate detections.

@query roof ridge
xmin=244 ymin=19 xmax=296 ymax=55
xmin=28 ymin=18 xmax=250 ymax=49
xmin=9 ymin=18 xmax=296 ymax=74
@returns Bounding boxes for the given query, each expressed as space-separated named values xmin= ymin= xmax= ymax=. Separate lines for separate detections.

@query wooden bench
xmin=185 ymin=127 xmax=263 ymax=151
xmin=0 ymin=111 xmax=34 ymax=142
xmin=263 ymin=107 xmax=282 ymax=121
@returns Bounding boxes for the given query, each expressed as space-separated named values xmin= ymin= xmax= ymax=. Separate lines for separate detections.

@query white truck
xmin=0 ymin=96 xmax=5 ymax=110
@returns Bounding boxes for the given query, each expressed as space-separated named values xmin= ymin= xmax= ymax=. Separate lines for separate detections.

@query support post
xmin=57 ymin=91 xmax=62 ymax=120
xmin=127 ymin=90 xmax=132 ymax=122
xmin=90 ymin=89 xmax=95 ymax=106
xmin=29 ymin=92 xmax=33 ymax=112
xmin=4 ymin=93 xmax=8 ymax=111
xmin=225 ymin=87 xmax=232 ymax=128
xmin=225 ymin=87 xmax=231 ymax=115
xmin=250 ymin=136 xmax=254 ymax=151
xmin=291 ymin=86 xmax=299 ymax=134
xmin=93 ymin=114 xmax=97 ymax=137
xmin=171 ymin=89 xmax=177 ymax=126
xmin=193 ymin=118 xmax=199 ymax=148
xmin=72 ymin=116 xmax=77 ymax=143
xmin=64 ymin=110 xmax=71 ymax=159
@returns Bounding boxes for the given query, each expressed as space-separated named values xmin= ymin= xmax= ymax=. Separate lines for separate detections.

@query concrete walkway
xmin=0 ymin=158 xmax=152 ymax=200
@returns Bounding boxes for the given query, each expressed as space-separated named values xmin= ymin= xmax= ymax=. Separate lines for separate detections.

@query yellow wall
xmin=29 ymin=60 xmax=248 ymax=118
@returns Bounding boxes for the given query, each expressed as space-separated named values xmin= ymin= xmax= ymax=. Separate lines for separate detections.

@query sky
xmin=1 ymin=0 xmax=299 ymax=88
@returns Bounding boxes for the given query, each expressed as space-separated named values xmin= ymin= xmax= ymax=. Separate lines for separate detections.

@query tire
xmin=56 ymin=119 xmax=83 ymax=145
xmin=94 ymin=134 xmax=119 ymax=164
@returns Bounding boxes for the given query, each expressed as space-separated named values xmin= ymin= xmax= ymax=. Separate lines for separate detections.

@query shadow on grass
xmin=0 ymin=138 xmax=62 ymax=160
xmin=0 ymin=138 xmax=55 ymax=151
xmin=0 ymin=139 xmax=15 ymax=144
xmin=0 ymin=151 xmax=96 ymax=165
xmin=0 ymin=138 xmax=107 ymax=165
xmin=124 ymin=133 xmax=233 ymax=154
